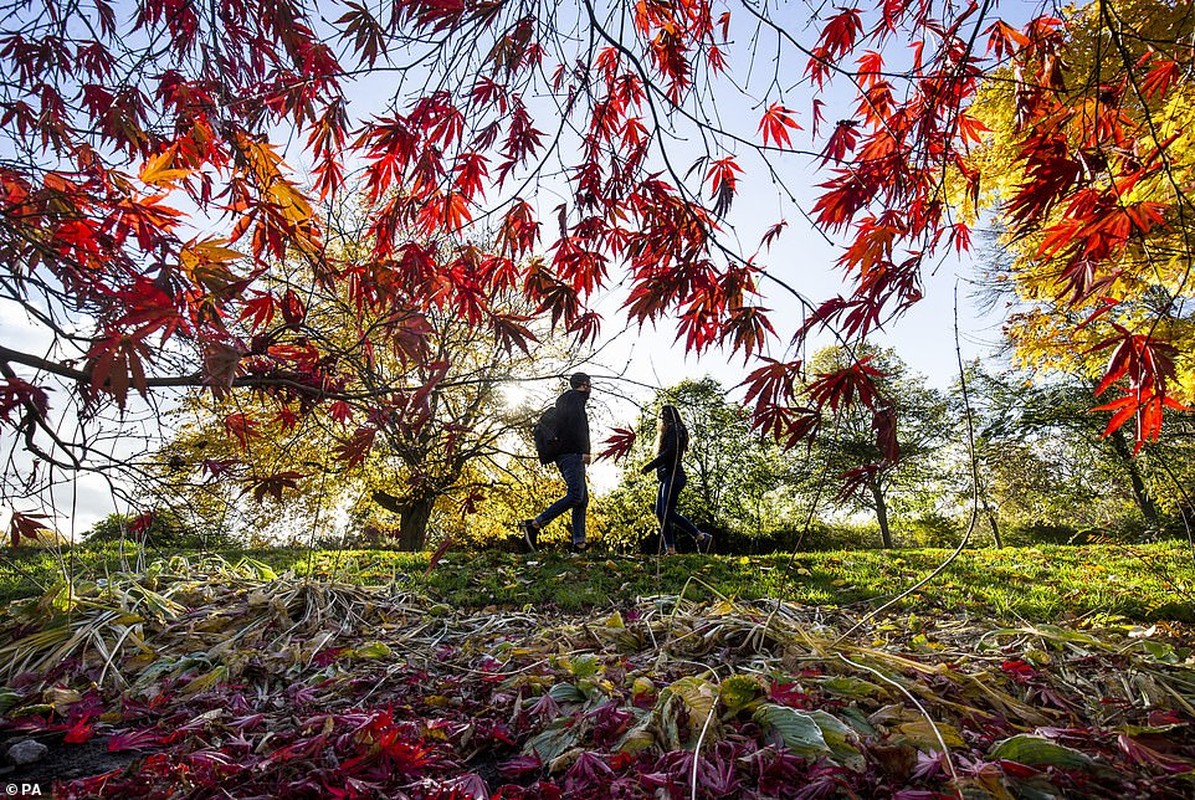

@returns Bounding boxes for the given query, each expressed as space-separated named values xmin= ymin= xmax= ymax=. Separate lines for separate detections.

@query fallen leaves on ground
xmin=0 ymin=557 xmax=1192 ymax=798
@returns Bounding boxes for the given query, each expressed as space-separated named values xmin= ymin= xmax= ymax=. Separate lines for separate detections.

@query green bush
xmin=86 ymin=510 xmax=235 ymax=550
xmin=1002 ymin=522 xmax=1086 ymax=547
xmin=896 ymin=513 xmax=961 ymax=548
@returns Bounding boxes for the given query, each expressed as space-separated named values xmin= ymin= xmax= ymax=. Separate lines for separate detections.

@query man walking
xmin=520 ymin=372 xmax=592 ymax=553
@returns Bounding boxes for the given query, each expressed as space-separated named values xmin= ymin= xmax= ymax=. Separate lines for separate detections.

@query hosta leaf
xmin=1139 ymin=640 xmax=1186 ymax=663
xmin=524 ymin=724 xmax=579 ymax=763
xmin=753 ymin=704 xmax=831 ymax=759
xmin=807 ymin=709 xmax=866 ymax=771
xmin=990 ymin=734 xmax=1096 ymax=768
xmin=709 ymin=600 xmax=738 ymax=616
xmin=346 ymin=641 xmax=392 ymax=659
xmin=133 ymin=656 xmax=179 ymax=690
xmin=840 ymin=706 xmax=879 ymax=736
xmin=719 ymin=674 xmax=765 ymax=714
xmin=548 ymin=682 xmax=587 ymax=703
xmin=665 ymin=676 xmax=717 ymax=721
xmin=0 ymin=689 xmax=22 ymax=715
xmin=818 ymin=675 xmax=886 ymax=698
xmin=898 ymin=719 xmax=966 ymax=752
xmin=614 ymin=711 xmax=655 ymax=754
xmin=657 ymin=697 xmax=683 ymax=750
xmin=180 ymin=665 xmax=228 ymax=696
xmin=631 ymin=676 xmax=656 ymax=699
xmin=43 ymin=686 xmax=82 ymax=714
xmin=560 ymin=653 xmax=599 ymax=679
xmin=235 ymin=558 xmax=279 ymax=581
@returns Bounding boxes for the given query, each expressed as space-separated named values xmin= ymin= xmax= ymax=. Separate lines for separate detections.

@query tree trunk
xmin=984 ymin=502 xmax=1003 ymax=548
xmin=871 ymin=478 xmax=893 ymax=549
xmin=397 ymin=495 xmax=435 ymax=551
xmin=372 ymin=489 xmax=435 ymax=551
xmin=1108 ymin=430 xmax=1160 ymax=526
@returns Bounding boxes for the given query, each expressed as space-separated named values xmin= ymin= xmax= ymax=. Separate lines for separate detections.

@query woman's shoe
xmin=695 ymin=532 xmax=713 ymax=552
xmin=664 ymin=546 xmax=677 ymax=555
xmin=518 ymin=520 xmax=538 ymax=552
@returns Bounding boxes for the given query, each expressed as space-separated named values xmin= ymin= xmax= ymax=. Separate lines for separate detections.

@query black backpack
xmin=533 ymin=405 xmax=562 ymax=464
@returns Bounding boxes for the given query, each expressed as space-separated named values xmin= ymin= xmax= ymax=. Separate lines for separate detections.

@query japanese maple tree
xmin=2 ymin=0 xmax=1190 ymax=527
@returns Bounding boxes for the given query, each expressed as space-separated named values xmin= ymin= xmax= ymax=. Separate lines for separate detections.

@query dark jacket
xmin=643 ymin=424 xmax=684 ymax=479
xmin=554 ymin=389 xmax=590 ymax=456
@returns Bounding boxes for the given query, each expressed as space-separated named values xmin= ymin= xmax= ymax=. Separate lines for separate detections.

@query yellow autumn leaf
xmin=898 ymin=719 xmax=966 ymax=752
xmin=270 ymin=180 xmax=314 ymax=223
xmin=140 ymin=146 xmax=191 ymax=187
xmin=43 ymin=686 xmax=81 ymax=714
xmin=180 ymin=665 xmax=228 ymax=696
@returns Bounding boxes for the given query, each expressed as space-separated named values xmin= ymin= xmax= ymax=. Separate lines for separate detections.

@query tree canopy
xmin=964 ymin=0 xmax=1195 ymax=447
xmin=2 ymin=0 xmax=1192 ymax=528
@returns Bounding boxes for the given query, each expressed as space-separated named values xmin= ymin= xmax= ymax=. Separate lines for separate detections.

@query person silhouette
xmin=520 ymin=372 xmax=593 ymax=553
xmin=641 ymin=404 xmax=712 ymax=555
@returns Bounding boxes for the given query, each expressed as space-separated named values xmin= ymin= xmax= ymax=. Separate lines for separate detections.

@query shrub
xmin=86 ymin=510 xmax=235 ymax=550
xmin=896 ymin=513 xmax=961 ymax=548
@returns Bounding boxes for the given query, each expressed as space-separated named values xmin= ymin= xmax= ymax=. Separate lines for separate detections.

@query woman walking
xmin=641 ymin=404 xmax=713 ymax=555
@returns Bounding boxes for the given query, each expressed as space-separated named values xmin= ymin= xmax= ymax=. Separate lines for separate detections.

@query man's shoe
xmin=569 ymin=541 xmax=588 ymax=554
xmin=519 ymin=520 xmax=538 ymax=552
xmin=695 ymin=532 xmax=713 ymax=553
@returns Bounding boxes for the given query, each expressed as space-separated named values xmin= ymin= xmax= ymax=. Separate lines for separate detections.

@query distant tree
xmin=155 ymin=301 xmax=563 ymax=550
xmin=961 ymin=365 xmax=1195 ymax=540
xmin=86 ymin=509 xmax=233 ymax=550
xmin=805 ymin=346 xmax=951 ymax=549
xmin=146 ymin=195 xmax=576 ymax=550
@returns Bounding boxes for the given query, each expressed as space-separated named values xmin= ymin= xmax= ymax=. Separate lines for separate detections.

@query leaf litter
xmin=0 ymin=557 xmax=1192 ymax=798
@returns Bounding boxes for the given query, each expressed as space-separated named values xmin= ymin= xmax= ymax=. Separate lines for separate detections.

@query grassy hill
xmin=4 ymin=540 xmax=1192 ymax=622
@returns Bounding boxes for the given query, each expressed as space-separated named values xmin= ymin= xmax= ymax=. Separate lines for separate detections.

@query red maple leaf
xmin=807 ymin=358 xmax=885 ymax=413
xmin=243 ymin=471 xmax=305 ymax=503
xmin=86 ymin=331 xmax=153 ymax=409
xmin=224 ymin=412 xmax=259 ymax=448
xmin=335 ymin=426 xmax=377 ymax=468
xmin=819 ymin=120 xmax=859 ymax=165
xmin=759 ymin=220 xmax=787 ymax=250
xmin=758 ymin=103 xmax=801 ymax=148
xmin=8 ymin=511 xmax=52 ymax=547
xmin=816 ymin=7 xmax=863 ymax=61
xmin=598 ymin=427 xmax=636 ymax=462
xmin=1140 ymin=55 xmax=1180 ymax=99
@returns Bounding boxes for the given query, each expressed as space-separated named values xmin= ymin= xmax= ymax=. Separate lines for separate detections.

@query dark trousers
xmin=534 ymin=452 xmax=588 ymax=544
xmin=654 ymin=468 xmax=701 ymax=548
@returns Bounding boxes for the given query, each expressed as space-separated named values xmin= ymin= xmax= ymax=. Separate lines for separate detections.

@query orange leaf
xmin=140 ymin=145 xmax=191 ymax=187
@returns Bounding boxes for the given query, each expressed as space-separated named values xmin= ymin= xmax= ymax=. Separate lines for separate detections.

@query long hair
xmin=653 ymin=404 xmax=689 ymax=458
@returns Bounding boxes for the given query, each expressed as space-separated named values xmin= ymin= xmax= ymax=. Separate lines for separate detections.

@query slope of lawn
xmin=3 ymin=540 xmax=1193 ymax=622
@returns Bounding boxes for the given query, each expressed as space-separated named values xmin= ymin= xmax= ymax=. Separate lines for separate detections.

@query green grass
xmin=2 ymin=541 xmax=1193 ymax=623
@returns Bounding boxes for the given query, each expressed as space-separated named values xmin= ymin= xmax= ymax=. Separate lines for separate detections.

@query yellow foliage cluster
xmin=959 ymin=0 xmax=1195 ymax=403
